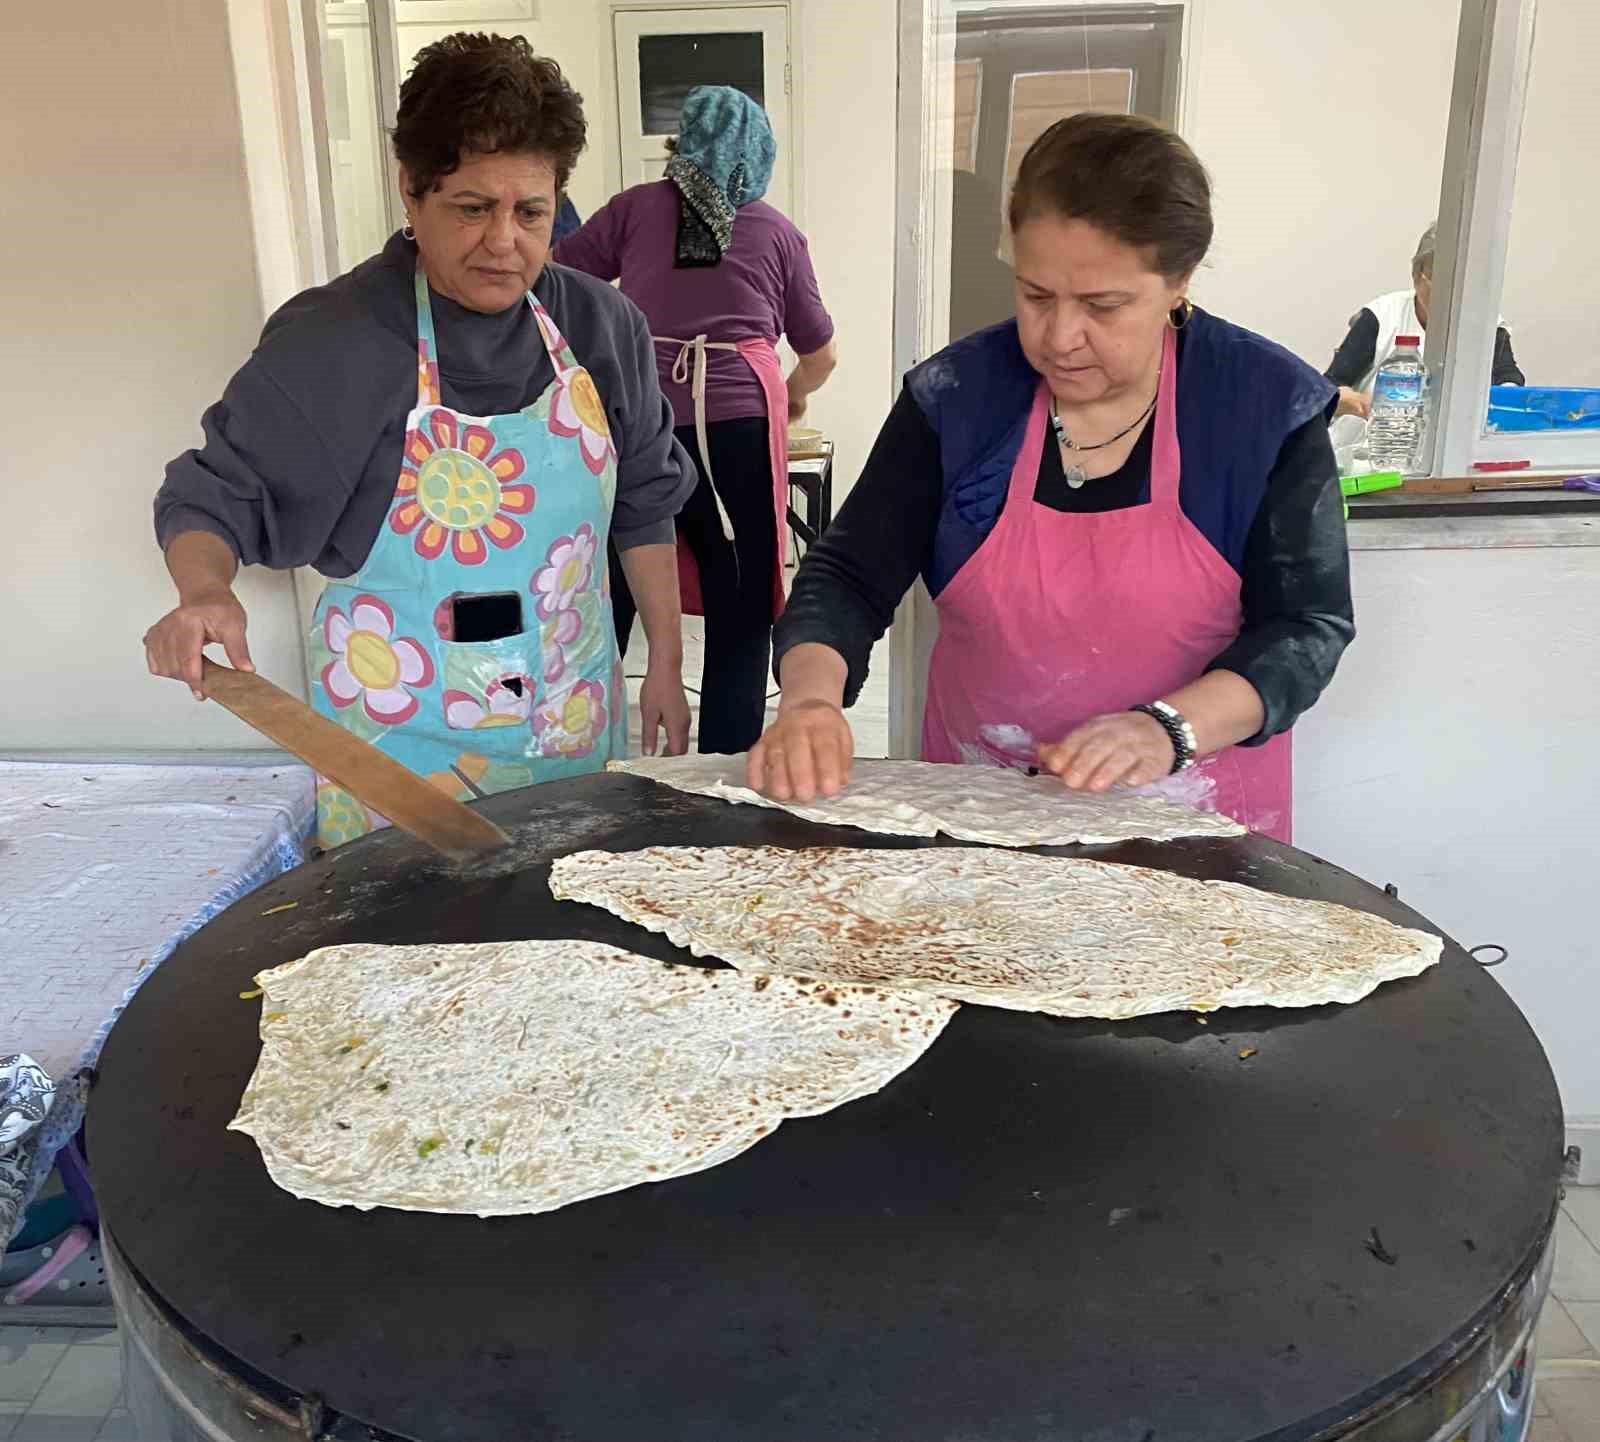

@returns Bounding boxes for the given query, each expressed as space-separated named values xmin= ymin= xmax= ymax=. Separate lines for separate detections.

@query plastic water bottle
xmin=1367 ymin=334 xmax=1428 ymax=471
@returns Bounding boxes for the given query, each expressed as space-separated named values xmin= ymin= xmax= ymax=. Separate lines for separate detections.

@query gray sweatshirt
xmin=155 ymin=232 xmax=694 ymax=575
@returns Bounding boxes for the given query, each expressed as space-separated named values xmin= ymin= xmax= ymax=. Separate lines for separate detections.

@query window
xmin=637 ymin=32 xmax=766 ymax=134
xmin=1474 ymin=0 xmax=1600 ymax=465
xmin=320 ymin=2 xmax=393 ymax=271
xmin=612 ymin=8 xmax=792 ymax=205
xmin=948 ymin=4 xmax=1181 ymax=340
xmin=951 ymin=58 xmax=983 ymax=173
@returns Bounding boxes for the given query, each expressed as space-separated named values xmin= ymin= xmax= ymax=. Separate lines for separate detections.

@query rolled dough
xmin=230 ymin=940 xmax=955 ymax=1216
xmin=550 ymin=846 xmax=1443 ymax=1020
xmin=609 ymin=754 xmax=1245 ymax=846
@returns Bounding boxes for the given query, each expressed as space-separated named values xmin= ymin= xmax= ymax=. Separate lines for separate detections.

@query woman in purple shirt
xmin=557 ymin=85 xmax=837 ymax=754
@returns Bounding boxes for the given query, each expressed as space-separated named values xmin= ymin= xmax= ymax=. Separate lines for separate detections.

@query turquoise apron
xmin=306 ymin=264 xmax=627 ymax=847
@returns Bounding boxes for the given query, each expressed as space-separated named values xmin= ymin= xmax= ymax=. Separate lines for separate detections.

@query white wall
xmin=1296 ymin=542 xmax=1600 ymax=1125
xmin=1186 ymin=0 xmax=1458 ymax=371
xmin=0 ymin=0 xmax=305 ymax=752
xmin=1186 ymin=0 xmax=1599 ymax=390
xmin=794 ymin=0 xmax=900 ymax=492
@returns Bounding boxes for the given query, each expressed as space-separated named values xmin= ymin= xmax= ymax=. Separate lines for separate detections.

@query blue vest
xmin=906 ymin=310 xmax=1336 ymax=596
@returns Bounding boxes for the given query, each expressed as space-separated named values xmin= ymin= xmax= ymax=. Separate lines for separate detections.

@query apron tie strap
xmin=657 ymin=334 xmax=739 ymax=544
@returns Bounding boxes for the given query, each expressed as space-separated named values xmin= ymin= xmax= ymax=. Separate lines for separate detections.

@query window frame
xmin=1427 ymin=0 xmax=1594 ymax=476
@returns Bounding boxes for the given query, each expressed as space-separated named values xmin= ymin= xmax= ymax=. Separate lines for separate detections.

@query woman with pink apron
xmin=557 ymin=85 xmax=838 ymax=755
xmin=145 ymin=37 xmax=695 ymax=848
xmin=752 ymin=114 xmax=1353 ymax=841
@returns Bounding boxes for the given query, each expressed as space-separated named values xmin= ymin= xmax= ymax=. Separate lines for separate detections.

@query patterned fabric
xmin=0 ymin=1055 xmax=54 ymax=1252
xmin=11 ymin=822 xmax=308 ymax=1248
xmin=668 ymin=84 xmax=776 ymax=267
xmin=306 ymin=264 xmax=625 ymax=848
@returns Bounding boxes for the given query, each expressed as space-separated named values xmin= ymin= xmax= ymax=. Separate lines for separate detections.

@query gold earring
xmin=1169 ymin=298 xmax=1194 ymax=330
xmin=402 ymin=219 xmax=416 ymax=241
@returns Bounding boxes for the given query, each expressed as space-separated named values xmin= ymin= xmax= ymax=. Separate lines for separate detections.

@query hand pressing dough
xmin=609 ymin=754 xmax=1245 ymax=847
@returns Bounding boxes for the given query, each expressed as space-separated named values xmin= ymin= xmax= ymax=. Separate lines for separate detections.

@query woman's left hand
xmin=639 ymin=662 xmax=692 ymax=756
xmin=1038 ymin=711 xmax=1174 ymax=792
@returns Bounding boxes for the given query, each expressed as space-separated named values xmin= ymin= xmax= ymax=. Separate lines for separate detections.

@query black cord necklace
xmin=1049 ymin=368 xmax=1161 ymax=489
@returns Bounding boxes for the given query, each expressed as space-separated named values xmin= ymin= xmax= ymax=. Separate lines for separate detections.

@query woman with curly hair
xmin=147 ymin=34 xmax=694 ymax=846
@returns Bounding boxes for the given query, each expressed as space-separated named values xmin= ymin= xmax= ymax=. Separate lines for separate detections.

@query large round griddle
xmin=90 ymin=774 xmax=1562 ymax=1442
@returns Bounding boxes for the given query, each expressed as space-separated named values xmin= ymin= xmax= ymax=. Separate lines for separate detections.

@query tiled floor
xmin=6 ymin=1193 xmax=1599 ymax=1439
xmin=0 ymin=1327 xmax=129 ymax=1442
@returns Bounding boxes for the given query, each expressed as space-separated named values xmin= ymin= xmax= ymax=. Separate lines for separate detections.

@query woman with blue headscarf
xmin=557 ymin=85 xmax=837 ymax=755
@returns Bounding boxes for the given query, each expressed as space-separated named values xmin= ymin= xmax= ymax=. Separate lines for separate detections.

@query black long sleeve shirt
xmin=775 ymin=389 xmax=1354 ymax=744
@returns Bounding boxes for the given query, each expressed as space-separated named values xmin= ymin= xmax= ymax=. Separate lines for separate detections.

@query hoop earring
xmin=402 ymin=221 xmax=416 ymax=241
xmin=1169 ymin=298 xmax=1194 ymax=330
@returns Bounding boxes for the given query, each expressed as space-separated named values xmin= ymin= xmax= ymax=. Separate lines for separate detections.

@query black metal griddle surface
xmin=90 ymin=774 xmax=1563 ymax=1442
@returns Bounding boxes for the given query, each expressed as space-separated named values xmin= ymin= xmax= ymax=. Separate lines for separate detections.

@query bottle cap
xmin=1395 ymin=334 xmax=1422 ymax=346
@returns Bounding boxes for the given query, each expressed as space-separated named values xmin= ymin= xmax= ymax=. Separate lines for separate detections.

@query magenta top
xmin=555 ymin=181 xmax=834 ymax=425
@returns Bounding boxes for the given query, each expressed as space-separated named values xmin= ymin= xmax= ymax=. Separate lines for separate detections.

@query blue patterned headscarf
xmin=665 ymin=85 xmax=776 ymax=267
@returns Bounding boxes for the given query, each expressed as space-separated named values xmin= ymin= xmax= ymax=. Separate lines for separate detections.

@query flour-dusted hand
xmin=747 ymin=699 xmax=854 ymax=801
xmin=1039 ymin=711 xmax=1174 ymax=792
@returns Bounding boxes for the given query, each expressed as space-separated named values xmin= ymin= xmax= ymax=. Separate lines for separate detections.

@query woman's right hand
xmin=144 ymin=589 xmax=253 ymax=700
xmin=746 ymin=699 xmax=854 ymax=800
xmin=1334 ymin=385 xmax=1372 ymax=421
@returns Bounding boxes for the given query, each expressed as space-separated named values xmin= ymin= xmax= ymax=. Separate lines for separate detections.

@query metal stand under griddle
xmin=89 ymin=774 xmax=1563 ymax=1442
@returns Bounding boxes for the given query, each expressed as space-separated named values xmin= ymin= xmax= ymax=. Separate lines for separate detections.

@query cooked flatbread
xmin=230 ymin=940 xmax=955 ymax=1216
xmin=550 ymin=847 xmax=1442 ymax=1020
xmin=608 ymin=754 xmax=1245 ymax=846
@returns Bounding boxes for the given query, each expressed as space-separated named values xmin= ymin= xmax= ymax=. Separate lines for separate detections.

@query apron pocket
xmin=438 ymin=632 xmax=541 ymax=747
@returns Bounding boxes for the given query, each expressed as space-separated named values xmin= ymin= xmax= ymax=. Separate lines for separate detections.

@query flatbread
xmin=229 ymin=940 xmax=955 ymax=1216
xmin=608 ymin=754 xmax=1245 ymax=846
xmin=550 ymin=847 xmax=1443 ymax=1020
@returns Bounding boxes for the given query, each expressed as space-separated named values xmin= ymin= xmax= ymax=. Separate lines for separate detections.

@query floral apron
xmin=306 ymin=264 xmax=627 ymax=848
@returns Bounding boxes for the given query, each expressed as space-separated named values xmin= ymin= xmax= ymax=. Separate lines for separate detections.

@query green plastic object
xmin=1340 ymin=470 xmax=1404 ymax=517
xmin=1340 ymin=470 xmax=1405 ymax=497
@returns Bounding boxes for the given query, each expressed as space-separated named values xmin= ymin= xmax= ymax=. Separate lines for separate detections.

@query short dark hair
xmin=1008 ymin=112 xmax=1213 ymax=280
xmin=394 ymin=33 xmax=587 ymax=198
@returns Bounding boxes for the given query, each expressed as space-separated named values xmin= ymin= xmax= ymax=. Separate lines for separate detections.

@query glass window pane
xmin=949 ymin=8 xmax=1171 ymax=341
xmin=1496 ymin=3 xmax=1600 ymax=439
xmin=952 ymin=58 xmax=982 ymax=173
xmin=638 ymin=33 xmax=765 ymax=136
xmin=996 ymin=68 xmax=1132 ymax=263
xmin=321 ymin=3 xmax=390 ymax=272
xmin=1004 ymin=68 xmax=1132 ymax=204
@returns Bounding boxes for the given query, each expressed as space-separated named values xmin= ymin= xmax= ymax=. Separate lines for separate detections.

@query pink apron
xmin=921 ymin=327 xmax=1293 ymax=841
xmin=656 ymin=334 xmax=790 ymax=620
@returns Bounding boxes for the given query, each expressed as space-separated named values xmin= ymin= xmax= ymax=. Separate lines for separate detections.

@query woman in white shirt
xmin=1325 ymin=222 xmax=1523 ymax=442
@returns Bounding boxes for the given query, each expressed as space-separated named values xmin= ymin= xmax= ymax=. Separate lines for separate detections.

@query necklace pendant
xmin=1065 ymin=464 xmax=1088 ymax=489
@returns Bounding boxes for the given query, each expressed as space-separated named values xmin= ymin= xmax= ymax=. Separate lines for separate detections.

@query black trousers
xmin=611 ymin=416 xmax=778 ymax=755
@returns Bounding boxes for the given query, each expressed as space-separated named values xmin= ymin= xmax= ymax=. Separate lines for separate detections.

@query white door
xmin=613 ymin=7 xmax=793 ymax=215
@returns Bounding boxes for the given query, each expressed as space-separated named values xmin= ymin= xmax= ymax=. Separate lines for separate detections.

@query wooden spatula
xmin=201 ymin=660 xmax=510 ymax=857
